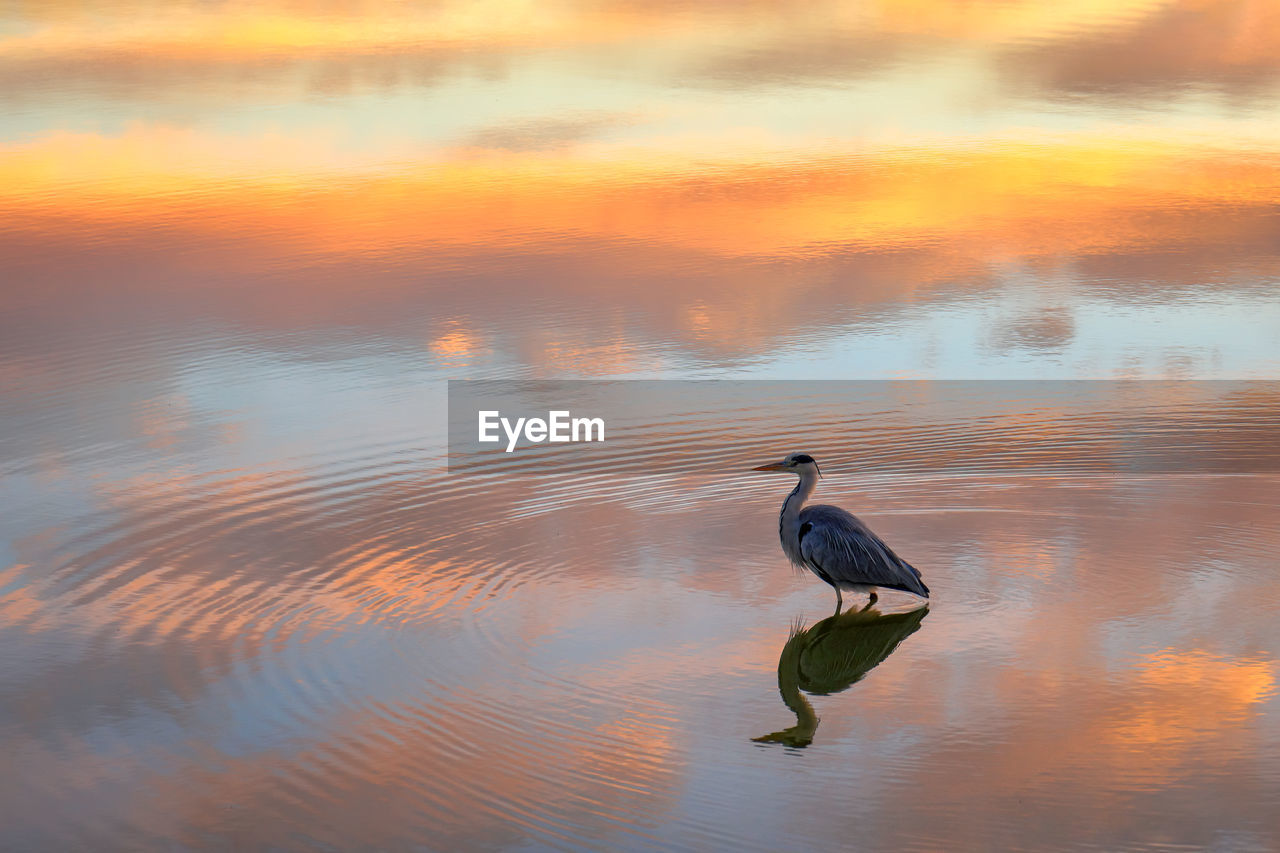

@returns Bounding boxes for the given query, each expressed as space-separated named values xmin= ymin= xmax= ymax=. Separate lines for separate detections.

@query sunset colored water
xmin=2 ymin=2 xmax=1279 ymax=849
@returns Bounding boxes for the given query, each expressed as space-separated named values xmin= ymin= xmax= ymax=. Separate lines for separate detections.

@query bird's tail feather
xmin=888 ymin=565 xmax=929 ymax=598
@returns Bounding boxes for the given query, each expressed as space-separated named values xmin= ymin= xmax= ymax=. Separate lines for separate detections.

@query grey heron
xmin=753 ymin=452 xmax=929 ymax=612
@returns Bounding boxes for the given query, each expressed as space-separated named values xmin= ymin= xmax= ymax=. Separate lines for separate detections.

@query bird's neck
xmin=752 ymin=627 xmax=819 ymax=747
xmin=779 ymin=472 xmax=818 ymax=553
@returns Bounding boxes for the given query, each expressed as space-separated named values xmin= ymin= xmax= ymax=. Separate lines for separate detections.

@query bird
xmin=753 ymin=452 xmax=929 ymax=612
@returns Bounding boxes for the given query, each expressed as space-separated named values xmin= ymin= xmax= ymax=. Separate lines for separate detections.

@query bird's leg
xmin=834 ymin=587 xmax=843 ymax=615
xmin=868 ymin=590 xmax=878 ymax=605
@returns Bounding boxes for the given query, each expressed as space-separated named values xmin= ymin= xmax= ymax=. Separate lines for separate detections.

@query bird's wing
xmin=797 ymin=504 xmax=929 ymax=597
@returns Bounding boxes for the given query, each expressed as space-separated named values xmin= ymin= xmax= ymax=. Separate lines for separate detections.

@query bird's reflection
xmin=754 ymin=604 xmax=929 ymax=748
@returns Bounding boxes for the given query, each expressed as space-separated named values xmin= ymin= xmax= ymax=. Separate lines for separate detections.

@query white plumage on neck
xmin=778 ymin=467 xmax=819 ymax=566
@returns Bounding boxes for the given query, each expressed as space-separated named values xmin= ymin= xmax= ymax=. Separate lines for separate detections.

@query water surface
xmin=2 ymin=1 xmax=1279 ymax=849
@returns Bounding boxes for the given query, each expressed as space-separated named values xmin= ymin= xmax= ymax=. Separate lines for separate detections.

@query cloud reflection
xmin=3 ymin=131 xmax=1277 ymax=377
xmin=1001 ymin=0 xmax=1280 ymax=100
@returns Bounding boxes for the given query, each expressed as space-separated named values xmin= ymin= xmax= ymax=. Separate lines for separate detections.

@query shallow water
xmin=3 ymin=1 xmax=1280 ymax=850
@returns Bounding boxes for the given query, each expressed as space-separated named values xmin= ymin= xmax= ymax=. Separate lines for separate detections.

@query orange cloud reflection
xmin=0 ymin=2 xmax=651 ymax=61
xmin=4 ymin=131 xmax=1278 ymax=268
xmin=1110 ymin=649 xmax=1277 ymax=747
xmin=4 ymin=0 xmax=1247 ymax=64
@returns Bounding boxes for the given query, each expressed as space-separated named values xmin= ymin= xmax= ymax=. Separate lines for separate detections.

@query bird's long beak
xmin=752 ymin=462 xmax=787 ymax=472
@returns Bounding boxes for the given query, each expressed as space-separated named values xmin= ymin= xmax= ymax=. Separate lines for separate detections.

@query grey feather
xmin=796 ymin=504 xmax=929 ymax=597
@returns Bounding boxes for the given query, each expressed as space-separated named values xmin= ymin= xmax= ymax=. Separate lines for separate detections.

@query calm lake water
xmin=3 ymin=1 xmax=1280 ymax=850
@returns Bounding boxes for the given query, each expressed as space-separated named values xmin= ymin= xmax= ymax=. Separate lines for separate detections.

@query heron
xmin=753 ymin=452 xmax=929 ymax=612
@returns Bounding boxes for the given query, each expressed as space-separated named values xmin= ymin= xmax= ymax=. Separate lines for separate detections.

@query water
xmin=3 ymin=1 xmax=1280 ymax=850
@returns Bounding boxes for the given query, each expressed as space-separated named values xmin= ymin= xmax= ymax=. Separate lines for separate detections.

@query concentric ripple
xmin=5 ymin=361 xmax=1280 ymax=850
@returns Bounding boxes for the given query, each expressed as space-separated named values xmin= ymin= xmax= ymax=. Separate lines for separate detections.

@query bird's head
xmin=753 ymin=452 xmax=822 ymax=478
